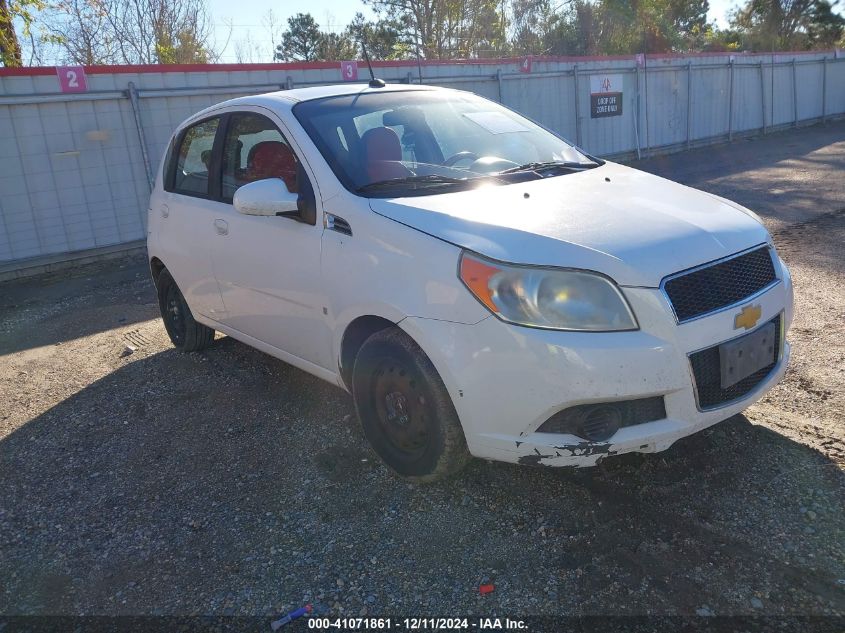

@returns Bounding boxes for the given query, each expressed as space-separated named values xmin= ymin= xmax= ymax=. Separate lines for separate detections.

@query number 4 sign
xmin=340 ymin=61 xmax=358 ymax=82
xmin=57 ymin=66 xmax=88 ymax=93
xmin=519 ymin=56 xmax=532 ymax=74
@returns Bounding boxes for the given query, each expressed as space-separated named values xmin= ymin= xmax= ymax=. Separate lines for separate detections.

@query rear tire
xmin=156 ymin=269 xmax=215 ymax=352
xmin=352 ymin=327 xmax=469 ymax=481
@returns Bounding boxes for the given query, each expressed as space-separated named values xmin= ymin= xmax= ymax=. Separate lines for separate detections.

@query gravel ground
xmin=1 ymin=121 xmax=844 ymax=623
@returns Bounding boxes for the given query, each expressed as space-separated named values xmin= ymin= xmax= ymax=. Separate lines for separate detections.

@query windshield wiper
xmin=498 ymin=161 xmax=598 ymax=175
xmin=356 ymin=174 xmax=475 ymax=193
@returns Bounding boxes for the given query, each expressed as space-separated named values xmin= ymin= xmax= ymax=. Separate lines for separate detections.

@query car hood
xmin=368 ymin=161 xmax=770 ymax=288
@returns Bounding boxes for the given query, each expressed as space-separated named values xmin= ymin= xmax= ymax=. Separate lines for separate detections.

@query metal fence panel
xmin=797 ymin=62 xmax=825 ymax=121
xmin=690 ymin=67 xmax=730 ymax=141
xmin=770 ymin=62 xmax=794 ymax=127
xmin=732 ymin=64 xmax=765 ymax=132
xmin=1 ymin=53 xmax=844 ymax=270
xmin=827 ymin=59 xmax=845 ymax=117
xmin=501 ymin=73 xmax=578 ymax=144
xmin=646 ymin=66 xmax=687 ymax=147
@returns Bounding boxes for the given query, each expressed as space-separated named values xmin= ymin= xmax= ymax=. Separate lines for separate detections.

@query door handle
xmin=214 ymin=219 xmax=228 ymax=236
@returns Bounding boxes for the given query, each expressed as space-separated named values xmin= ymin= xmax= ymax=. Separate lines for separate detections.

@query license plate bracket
xmin=719 ymin=322 xmax=776 ymax=389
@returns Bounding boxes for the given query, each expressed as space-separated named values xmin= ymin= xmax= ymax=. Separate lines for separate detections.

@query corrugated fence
xmin=1 ymin=52 xmax=844 ymax=275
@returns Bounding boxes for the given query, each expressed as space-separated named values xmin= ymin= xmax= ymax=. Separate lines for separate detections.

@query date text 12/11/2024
xmin=307 ymin=617 xmax=528 ymax=630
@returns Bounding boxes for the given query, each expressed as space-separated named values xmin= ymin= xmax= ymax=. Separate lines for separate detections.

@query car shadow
xmin=2 ymin=338 xmax=843 ymax=616
xmin=0 ymin=255 xmax=155 ymax=357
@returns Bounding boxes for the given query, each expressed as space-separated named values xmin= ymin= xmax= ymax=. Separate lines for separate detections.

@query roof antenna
xmin=361 ymin=39 xmax=385 ymax=88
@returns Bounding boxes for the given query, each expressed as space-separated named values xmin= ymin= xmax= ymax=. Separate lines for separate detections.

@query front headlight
xmin=459 ymin=252 xmax=638 ymax=331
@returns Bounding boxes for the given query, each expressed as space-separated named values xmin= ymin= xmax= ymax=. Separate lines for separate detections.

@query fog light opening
xmin=579 ymin=405 xmax=622 ymax=442
xmin=535 ymin=396 xmax=666 ymax=440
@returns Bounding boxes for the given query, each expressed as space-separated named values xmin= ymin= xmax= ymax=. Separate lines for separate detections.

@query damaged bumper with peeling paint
xmin=400 ymin=265 xmax=793 ymax=468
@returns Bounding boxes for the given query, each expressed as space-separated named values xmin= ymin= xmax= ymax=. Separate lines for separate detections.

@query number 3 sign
xmin=340 ymin=61 xmax=358 ymax=82
xmin=57 ymin=66 xmax=89 ymax=93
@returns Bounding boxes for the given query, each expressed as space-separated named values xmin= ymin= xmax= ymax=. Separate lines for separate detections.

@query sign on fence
xmin=589 ymin=73 xmax=623 ymax=118
xmin=519 ymin=56 xmax=532 ymax=74
xmin=56 ymin=66 xmax=88 ymax=93
xmin=340 ymin=61 xmax=358 ymax=81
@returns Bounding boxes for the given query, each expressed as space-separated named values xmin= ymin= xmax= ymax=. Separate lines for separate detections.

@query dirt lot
xmin=1 ymin=122 xmax=844 ymax=623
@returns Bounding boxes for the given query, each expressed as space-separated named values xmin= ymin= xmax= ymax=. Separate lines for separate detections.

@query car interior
xmin=221 ymin=115 xmax=300 ymax=199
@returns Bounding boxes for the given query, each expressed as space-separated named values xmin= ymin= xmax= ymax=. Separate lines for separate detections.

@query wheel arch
xmin=339 ymin=315 xmax=397 ymax=391
xmin=149 ymin=256 xmax=166 ymax=289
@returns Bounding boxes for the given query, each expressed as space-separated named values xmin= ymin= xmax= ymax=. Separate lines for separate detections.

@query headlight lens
xmin=459 ymin=252 xmax=638 ymax=331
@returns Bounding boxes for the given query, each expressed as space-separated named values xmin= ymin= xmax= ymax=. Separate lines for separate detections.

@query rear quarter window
xmin=169 ymin=118 xmax=219 ymax=197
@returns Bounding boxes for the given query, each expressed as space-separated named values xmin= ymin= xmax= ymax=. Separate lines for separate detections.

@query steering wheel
xmin=442 ymin=151 xmax=480 ymax=167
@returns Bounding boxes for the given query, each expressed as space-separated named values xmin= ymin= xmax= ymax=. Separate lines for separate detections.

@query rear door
xmin=156 ymin=116 xmax=227 ymax=317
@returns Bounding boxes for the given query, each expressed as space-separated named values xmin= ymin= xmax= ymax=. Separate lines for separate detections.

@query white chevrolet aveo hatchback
xmin=148 ymin=82 xmax=793 ymax=480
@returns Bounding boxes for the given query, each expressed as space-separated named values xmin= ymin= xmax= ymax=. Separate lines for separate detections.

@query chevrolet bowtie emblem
xmin=734 ymin=304 xmax=762 ymax=330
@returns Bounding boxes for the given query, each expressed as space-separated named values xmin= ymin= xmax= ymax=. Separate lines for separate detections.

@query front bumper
xmin=400 ymin=260 xmax=793 ymax=467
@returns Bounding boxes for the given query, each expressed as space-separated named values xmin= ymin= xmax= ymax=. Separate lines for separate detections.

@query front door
xmin=209 ymin=109 xmax=333 ymax=371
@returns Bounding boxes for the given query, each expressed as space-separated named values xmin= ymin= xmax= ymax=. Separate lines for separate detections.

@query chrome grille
xmin=663 ymin=246 xmax=777 ymax=322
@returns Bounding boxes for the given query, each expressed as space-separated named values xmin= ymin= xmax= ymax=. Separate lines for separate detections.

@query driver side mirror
xmin=233 ymin=178 xmax=299 ymax=218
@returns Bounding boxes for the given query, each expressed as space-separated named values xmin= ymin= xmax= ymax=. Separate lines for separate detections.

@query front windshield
xmin=292 ymin=90 xmax=597 ymax=196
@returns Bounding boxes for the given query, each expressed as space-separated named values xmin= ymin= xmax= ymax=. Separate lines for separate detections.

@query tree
xmin=511 ymin=0 xmax=556 ymax=55
xmin=538 ymin=0 xmax=714 ymax=55
xmin=232 ymin=30 xmax=263 ymax=63
xmin=1 ymin=0 xmax=44 ymax=66
xmin=592 ymin=0 xmax=710 ymax=53
xmin=700 ymin=26 xmax=744 ymax=51
xmin=731 ymin=0 xmax=844 ymax=50
xmin=670 ymin=0 xmax=709 ymax=34
xmin=0 ymin=0 xmax=22 ymax=65
xmin=316 ymin=30 xmax=357 ymax=61
xmin=277 ymin=12 xmax=321 ymax=61
xmin=806 ymin=0 xmax=844 ymax=47
xmin=156 ymin=28 xmax=209 ymax=63
xmin=42 ymin=0 xmax=216 ymax=65
xmin=364 ymin=0 xmax=506 ymax=59
xmin=535 ymin=0 xmax=599 ymax=55
xmin=348 ymin=12 xmax=406 ymax=60
xmin=113 ymin=0 xmax=214 ymax=64
xmin=569 ymin=0 xmax=602 ymax=54
xmin=42 ymin=0 xmax=117 ymax=65
xmin=262 ymin=9 xmax=283 ymax=61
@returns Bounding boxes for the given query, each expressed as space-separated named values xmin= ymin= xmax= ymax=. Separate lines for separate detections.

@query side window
xmin=172 ymin=118 xmax=219 ymax=196
xmin=221 ymin=112 xmax=300 ymax=201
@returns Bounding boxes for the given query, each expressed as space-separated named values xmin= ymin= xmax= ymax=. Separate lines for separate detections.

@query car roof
xmin=272 ymin=82 xmax=448 ymax=103
xmin=181 ymin=83 xmax=457 ymax=129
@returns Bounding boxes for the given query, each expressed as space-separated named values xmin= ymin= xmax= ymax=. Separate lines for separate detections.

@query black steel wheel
xmin=352 ymin=327 xmax=469 ymax=481
xmin=156 ymin=268 xmax=215 ymax=352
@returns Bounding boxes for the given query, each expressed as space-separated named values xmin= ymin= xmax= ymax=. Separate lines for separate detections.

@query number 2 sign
xmin=340 ymin=61 xmax=358 ymax=82
xmin=57 ymin=66 xmax=89 ymax=93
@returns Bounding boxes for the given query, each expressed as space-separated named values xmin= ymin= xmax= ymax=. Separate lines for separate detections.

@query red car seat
xmin=246 ymin=141 xmax=297 ymax=192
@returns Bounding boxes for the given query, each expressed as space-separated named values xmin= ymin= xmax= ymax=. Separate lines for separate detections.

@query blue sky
xmin=208 ymin=0 xmax=741 ymax=63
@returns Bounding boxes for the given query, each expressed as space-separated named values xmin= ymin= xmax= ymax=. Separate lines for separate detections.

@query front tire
xmin=156 ymin=269 xmax=215 ymax=352
xmin=352 ymin=328 xmax=469 ymax=481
